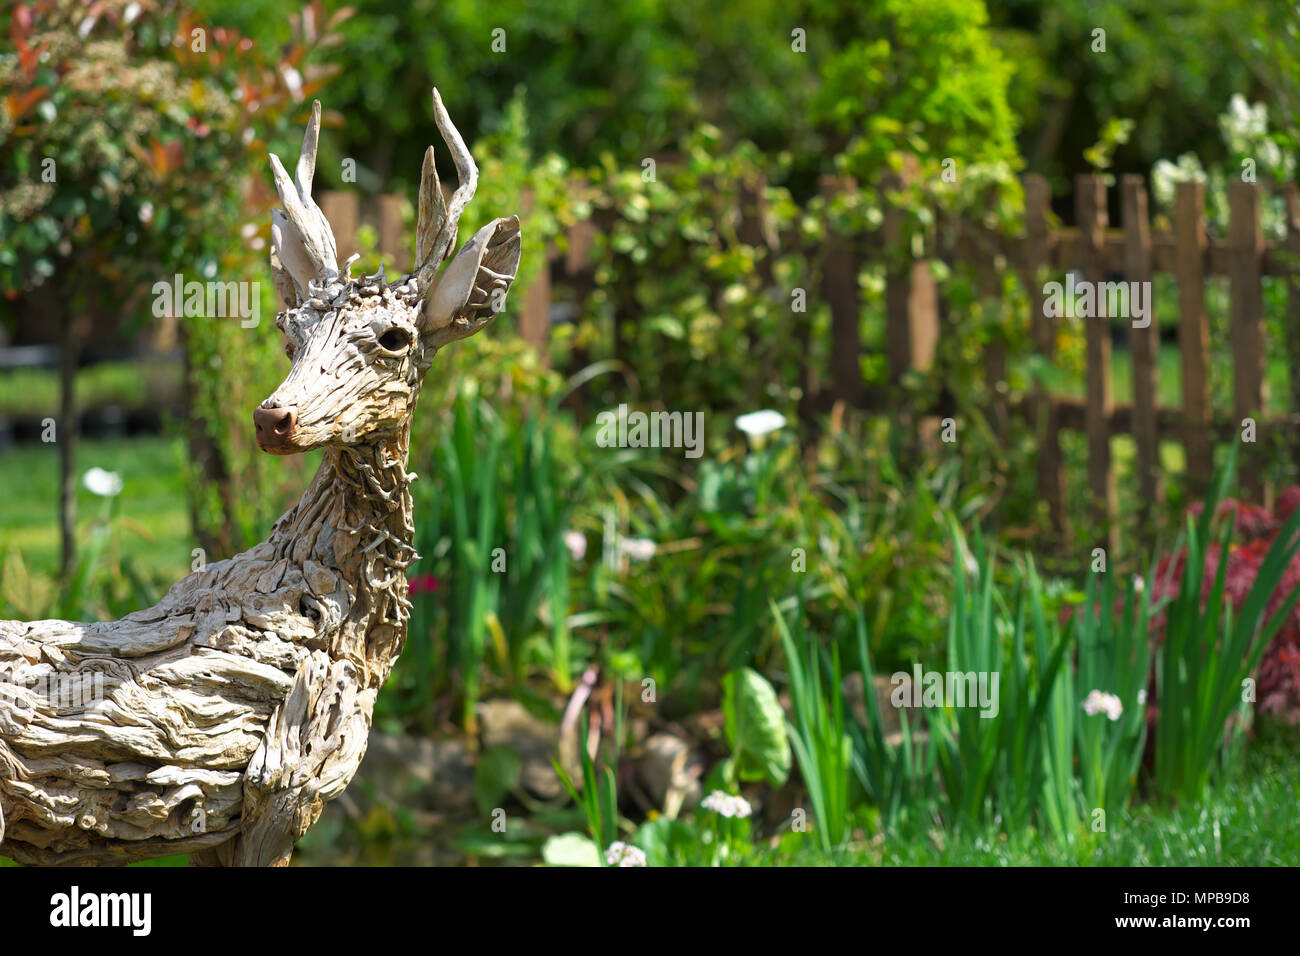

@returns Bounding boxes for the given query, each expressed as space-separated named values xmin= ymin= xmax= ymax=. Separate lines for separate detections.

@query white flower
xmin=1082 ymin=689 xmax=1123 ymax=722
xmin=604 ymin=842 xmax=646 ymax=867
xmin=619 ymin=537 xmax=656 ymax=562
xmin=1137 ymin=688 xmax=1148 ymax=707
xmin=735 ymin=409 xmax=787 ymax=439
xmin=82 ymin=467 xmax=123 ymax=498
xmin=1150 ymin=153 xmax=1206 ymax=210
xmin=1261 ymin=138 xmax=1283 ymax=171
xmin=1132 ymin=574 xmax=1145 ymax=594
xmin=701 ymin=790 xmax=752 ymax=819
xmin=563 ymin=530 xmax=587 ymax=562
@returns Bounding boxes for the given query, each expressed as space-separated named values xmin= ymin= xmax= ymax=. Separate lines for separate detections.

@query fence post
xmin=1123 ymin=176 xmax=1159 ymax=537
xmin=1175 ymin=181 xmax=1212 ymax=493
xmin=377 ymin=194 xmax=405 ymax=268
xmin=821 ymin=175 xmax=864 ymax=408
xmin=319 ymin=190 xmax=359 ymax=265
xmin=519 ymin=188 xmax=551 ymax=363
xmin=1077 ymin=174 xmax=1116 ymax=552
xmin=1229 ymin=180 xmax=1266 ymax=500
xmin=566 ymin=217 xmax=597 ymax=277
xmin=1024 ymin=174 xmax=1067 ymax=537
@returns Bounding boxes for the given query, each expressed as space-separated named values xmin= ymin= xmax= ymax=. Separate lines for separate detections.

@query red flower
xmin=407 ymin=573 xmax=439 ymax=597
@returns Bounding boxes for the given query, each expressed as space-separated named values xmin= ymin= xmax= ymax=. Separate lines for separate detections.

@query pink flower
xmin=407 ymin=573 xmax=439 ymax=597
xmin=563 ymin=530 xmax=587 ymax=562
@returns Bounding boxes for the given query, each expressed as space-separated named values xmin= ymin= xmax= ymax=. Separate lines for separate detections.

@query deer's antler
xmin=269 ymin=100 xmax=339 ymax=305
xmin=413 ymin=88 xmax=480 ymax=296
xmin=409 ymin=88 xmax=521 ymax=346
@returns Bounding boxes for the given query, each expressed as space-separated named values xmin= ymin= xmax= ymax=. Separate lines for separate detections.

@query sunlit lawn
xmin=0 ymin=435 xmax=193 ymax=602
xmin=1034 ymin=342 xmax=1292 ymax=415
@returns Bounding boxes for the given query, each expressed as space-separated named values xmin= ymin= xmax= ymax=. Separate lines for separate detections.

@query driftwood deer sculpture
xmin=0 ymin=90 xmax=520 ymax=865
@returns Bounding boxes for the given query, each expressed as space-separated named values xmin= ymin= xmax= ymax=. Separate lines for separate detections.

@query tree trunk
xmin=57 ymin=300 xmax=78 ymax=589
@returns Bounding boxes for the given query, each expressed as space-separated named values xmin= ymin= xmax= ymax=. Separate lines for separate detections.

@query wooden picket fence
xmin=318 ymin=170 xmax=1300 ymax=552
xmin=998 ymin=173 xmax=1300 ymax=549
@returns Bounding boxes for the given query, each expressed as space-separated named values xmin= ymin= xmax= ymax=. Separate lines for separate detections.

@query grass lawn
xmin=0 ymin=358 xmax=182 ymax=419
xmin=0 ymin=435 xmax=193 ymax=610
xmin=1032 ymin=342 xmax=1292 ymax=415
xmin=842 ymin=744 xmax=1300 ymax=866
xmin=681 ymin=734 xmax=1300 ymax=866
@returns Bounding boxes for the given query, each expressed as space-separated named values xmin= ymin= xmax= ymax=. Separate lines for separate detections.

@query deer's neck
xmin=269 ymin=429 xmax=417 ymax=686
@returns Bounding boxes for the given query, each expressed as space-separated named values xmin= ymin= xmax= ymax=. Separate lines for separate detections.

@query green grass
xmin=753 ymin=735 xmax=1300 ymax=866
xmin=0 ymin=359 xmax=182 ymax=419
xmin=1029 ymin=343 xmax=1292 ymax=415
xmin=0 ymin=435 xmax=192 ymax=586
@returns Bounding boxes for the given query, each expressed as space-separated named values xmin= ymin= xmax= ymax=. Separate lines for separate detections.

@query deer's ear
xmin=420 ymin=215 xmax=521 ymax=347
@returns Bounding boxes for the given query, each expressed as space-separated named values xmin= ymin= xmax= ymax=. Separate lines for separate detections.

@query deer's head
xmin=255 ymin=90 xmax=521 ymax=454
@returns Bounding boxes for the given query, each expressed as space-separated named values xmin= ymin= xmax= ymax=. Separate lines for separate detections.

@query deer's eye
xmin=377 ymin=327 xmax=413 ymax=353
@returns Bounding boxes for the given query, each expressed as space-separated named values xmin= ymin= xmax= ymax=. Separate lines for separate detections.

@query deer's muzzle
xmin=254 ymin=403 xmax=298 ymax=452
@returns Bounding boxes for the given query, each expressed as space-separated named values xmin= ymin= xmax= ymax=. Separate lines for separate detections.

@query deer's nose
xmin=254 ymin=404 xmax=297 ymax=448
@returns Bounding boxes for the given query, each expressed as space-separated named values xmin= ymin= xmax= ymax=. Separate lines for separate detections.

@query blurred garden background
xmin=2 ymin=0 xmax=1300 ymax=866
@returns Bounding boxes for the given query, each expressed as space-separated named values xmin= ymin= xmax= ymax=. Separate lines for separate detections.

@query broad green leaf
xmin=722 ymin=667 xmax=792 ymax=785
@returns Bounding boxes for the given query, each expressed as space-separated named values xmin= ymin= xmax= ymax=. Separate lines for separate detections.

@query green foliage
xmin=1072 ymin=567 xmax=1152 ymax=819
xmin=2 ymin=2 xmax=230 ymax=301
xmin=200 ymin=0 xmax=1021 ymax=199
xmin=988 ymin=1 xmax=1255 ymax=182
xmin=576 ymin=133 xmax=803 ymax=411
xmin=1229 ymin=2 xmax=1300 ymax=158
xmin=392 ymin=385 xmax=578 ymax=732
xmin=814 ymin=0 xmax=1020 ymax=186
xmin=847 ymin=610 xmax=938 ymax=831
xmin=1083 ymin=117 xmax=1135 ymax=179
xmin=553 ymin=710 xmax=621 ymax=862
xmin=1153 ymin=447 xmax=1300 ymax=804
xmin=631 ymin=815 xmax=701 ymax=867
xmin=773 ymin=591 xmax=854 ymax=853
xmin=386 ymin=369 xmax=983 ymax=733
xmin=924 ymin=526 xmax=1074 ymax=839
xmin=720 ymin=667 xmax=791 ymax=787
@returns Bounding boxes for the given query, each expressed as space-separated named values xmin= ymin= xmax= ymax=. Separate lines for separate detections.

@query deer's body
xmin=0 ymin=91 xmax=520 ymax=865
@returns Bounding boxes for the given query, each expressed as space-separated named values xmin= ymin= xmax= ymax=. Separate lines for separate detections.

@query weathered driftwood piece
xmin=0 ymin=89 xmax=521 ymax=866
